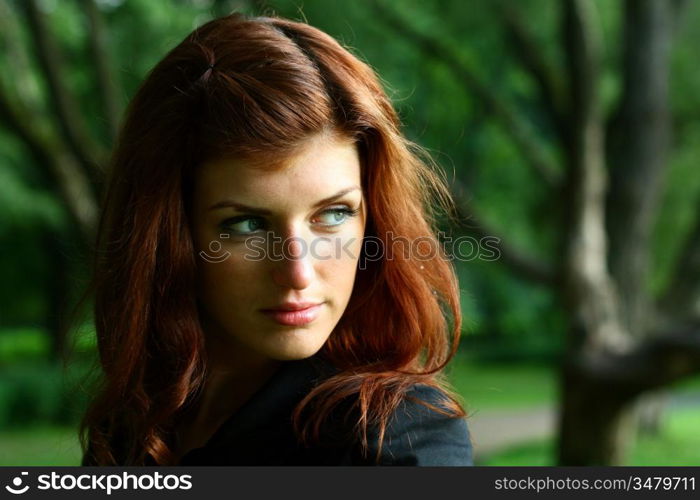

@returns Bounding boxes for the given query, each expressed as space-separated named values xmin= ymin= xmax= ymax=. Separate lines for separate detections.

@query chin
xmin=265 ymin=333 xmax=329 ymax=361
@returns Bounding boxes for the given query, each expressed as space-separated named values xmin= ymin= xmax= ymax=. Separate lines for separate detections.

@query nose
xmin=270 ymin=234 xmax=315 ymax=290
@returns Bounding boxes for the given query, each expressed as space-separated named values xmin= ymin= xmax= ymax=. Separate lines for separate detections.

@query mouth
xmin=260 ymin=303 xmax=324 ymax=326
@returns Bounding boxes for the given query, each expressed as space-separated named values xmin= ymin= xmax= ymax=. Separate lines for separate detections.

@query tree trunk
xmin=607 ymin=0 xmax=672 ymax=337
xmin=557 ymin=358 xmax=636 ymax=464
xmin=606 ymin=0 xmax=674 ymax=443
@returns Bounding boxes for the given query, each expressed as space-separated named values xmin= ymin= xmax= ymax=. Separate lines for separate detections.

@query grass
xmin=629 ymin=408 xmax=700 ymax=465
xmin=447 ymin=356 xmax=556 ymax=411
xmin=0 ymin=426 xmax=82 ymax=466
xmin=477 ymin=407 xmax=700 ymax=466
xmin=477 ymin=440 xmax=554 ymax=466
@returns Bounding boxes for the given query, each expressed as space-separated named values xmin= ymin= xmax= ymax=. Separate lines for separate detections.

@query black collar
xmin=178 ymin=354 xmax=340 ymax=465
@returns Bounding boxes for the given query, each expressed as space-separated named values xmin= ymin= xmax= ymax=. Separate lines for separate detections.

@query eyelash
xmin=219 ymin=206 xmax=360 ymax=236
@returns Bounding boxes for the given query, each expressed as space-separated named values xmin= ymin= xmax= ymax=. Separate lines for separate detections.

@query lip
xmin=264 ymin=301 xmax=322 ymax=312
xmin=261 ymin=302 xmax=324 ymax=326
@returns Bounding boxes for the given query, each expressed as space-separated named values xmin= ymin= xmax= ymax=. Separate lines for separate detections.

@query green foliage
xmin=2 ymin=0 xmax=698 ymax=337
xmin=0 ymin=127 xmax=71 ymax=324
xmin=650 ymin=121 xmax=700 ymax=295
xmin=457 ymin=261 xmax=567 ymax=341
xmin=0 ymin=327 xmax=51 ymax=362
xmin=0 ymin=360 xmax=93 ymax=429
xmin=0 ymin=0 xmax=699 ymax=460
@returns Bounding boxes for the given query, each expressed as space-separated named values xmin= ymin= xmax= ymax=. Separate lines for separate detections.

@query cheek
xmin=196 ymin=254 xmax=262 ymax=306
xmin=318 ymin=234 xmax=363 ymax=288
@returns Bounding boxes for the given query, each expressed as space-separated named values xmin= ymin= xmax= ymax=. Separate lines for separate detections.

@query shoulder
xmin=365 ymin=384 xmax=474 ymax=466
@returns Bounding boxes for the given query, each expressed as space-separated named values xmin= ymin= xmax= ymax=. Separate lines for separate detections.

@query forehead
xmin=194 ymin=134 xmax=362 ymax=206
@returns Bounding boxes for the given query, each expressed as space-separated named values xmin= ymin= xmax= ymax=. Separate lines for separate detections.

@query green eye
xmin=220 ymin=216 xmax=265 ymax=235
xmin=219 ymin=206 xmax=359 ymax=236
xmin=315 ymin=207 xmax=360 ymax=227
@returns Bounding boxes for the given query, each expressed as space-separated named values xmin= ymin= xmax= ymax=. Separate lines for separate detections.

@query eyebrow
xmin=208 ymin=185 xmax=362 ymax=214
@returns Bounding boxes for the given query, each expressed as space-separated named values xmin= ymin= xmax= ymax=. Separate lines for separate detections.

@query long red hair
xmin=80 ymin=13 xmax=465 ymax=465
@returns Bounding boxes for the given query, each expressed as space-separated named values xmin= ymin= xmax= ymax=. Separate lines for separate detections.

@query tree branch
xmin=0 ymin=1 xmax=43 ymax=113
xmin=83 ymin=0 xmax=122 ymax=142
xmin=21 ymin=0 xmax=107 ymax=175
xmin=450 ymin=177 xmax=556 ymax=286
xmin=658 ymin=204 xmax=700 ymax=320
xmin=495 ymin=1 xmax=568 ymax=143
xmin=371 ymin=0 xmax=562 ymax=189
xmin=670 ymin=0 xmax=691 ymax=31
xmin=0 ymin=82 xmax=97 ymax=242
xmin=571 ymin=323 xmax=700 ymax=400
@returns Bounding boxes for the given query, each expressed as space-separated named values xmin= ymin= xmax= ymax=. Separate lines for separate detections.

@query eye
xmin=313 ymin=206 xmax=360 ymax=227
xmin=220 ymin=216 xmax=266 ymax=235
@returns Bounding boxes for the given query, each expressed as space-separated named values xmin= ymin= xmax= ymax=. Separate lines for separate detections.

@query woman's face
xmin=191 ymin=132 xmax=366 ymax=362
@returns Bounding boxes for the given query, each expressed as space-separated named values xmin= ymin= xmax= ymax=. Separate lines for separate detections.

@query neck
xmin=197 ymin=322 xmax=282 ymax=424
xmin=174 ymin=317 xmax=282 ymax=457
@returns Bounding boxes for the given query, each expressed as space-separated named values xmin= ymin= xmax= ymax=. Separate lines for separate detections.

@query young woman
xmin=79 ymin=12 xmax=472 ymax=466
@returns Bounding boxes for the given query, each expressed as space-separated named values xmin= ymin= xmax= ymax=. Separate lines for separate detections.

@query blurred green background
xmin=1 ymin=0 xmax=699 ymax=466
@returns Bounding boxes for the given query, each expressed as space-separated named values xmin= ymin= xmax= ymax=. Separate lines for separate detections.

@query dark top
xmin=178 ymin=354 xmax=473 ymax=466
